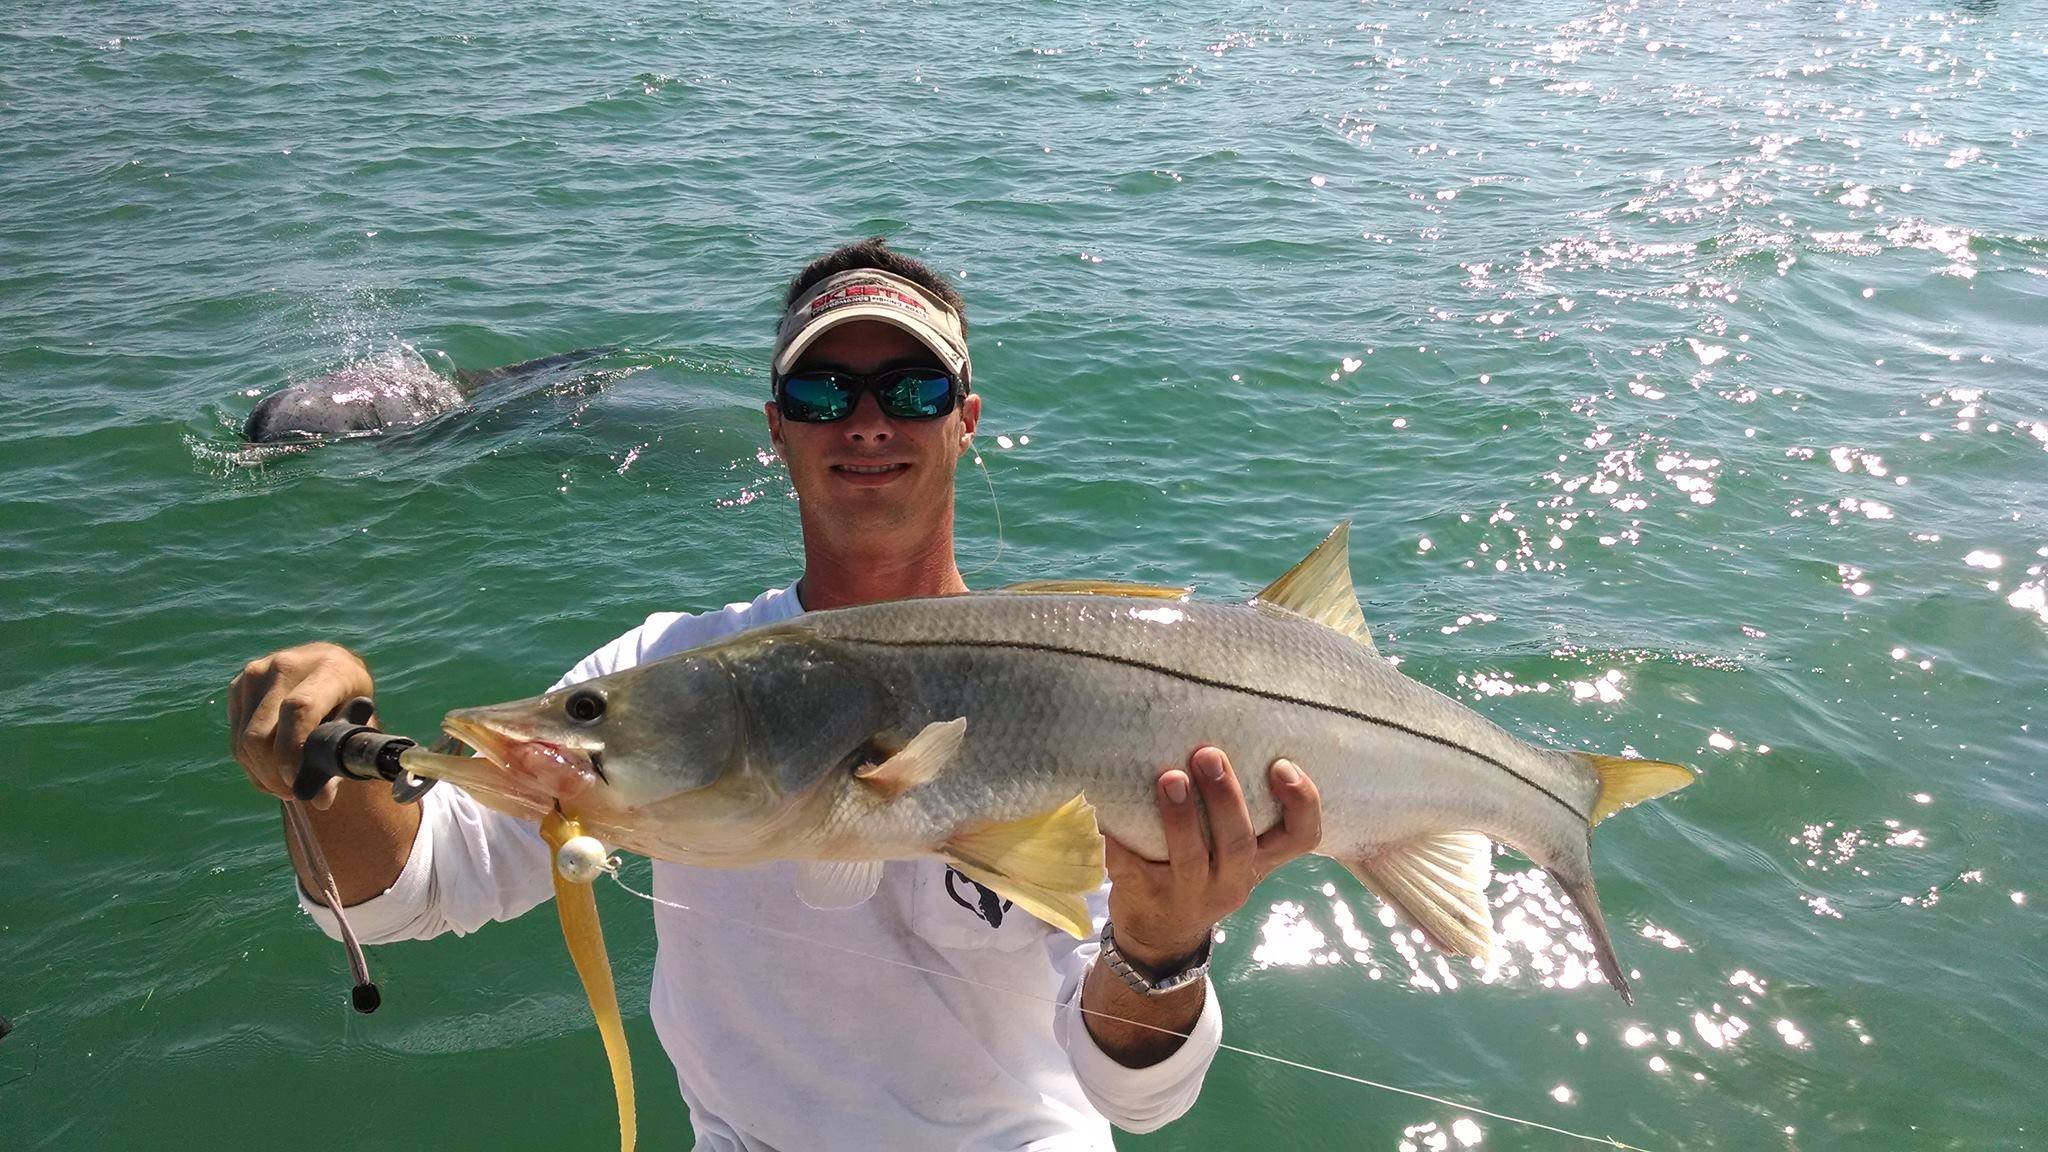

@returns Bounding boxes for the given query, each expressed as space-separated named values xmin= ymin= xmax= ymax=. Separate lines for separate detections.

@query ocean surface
xmin=4 ymin=1 xmax=2044 ymax=1148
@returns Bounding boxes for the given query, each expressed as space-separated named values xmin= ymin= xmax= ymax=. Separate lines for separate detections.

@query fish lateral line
xmin=829 ymin=631 xmax=1590 ymax=824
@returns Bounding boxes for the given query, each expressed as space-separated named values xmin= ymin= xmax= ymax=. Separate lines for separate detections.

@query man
xmin=228 ymin=238 xmax=1324 ymax=1150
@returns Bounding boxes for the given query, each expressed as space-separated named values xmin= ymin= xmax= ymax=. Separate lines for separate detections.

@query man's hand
xmin=1081 ymin=747 xmax=1322 ymax=1070
xmin=228 ymin=642 xmax=375 ymax=811
xmin=1104 ymin=747 xmax=1323 ymax=973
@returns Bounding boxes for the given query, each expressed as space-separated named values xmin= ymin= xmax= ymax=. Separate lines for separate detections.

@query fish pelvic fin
xmin=1254 ymin=521 xmax=1377 ymax=652
xmin=942 ymin=793 xmax=1104 ymax=939
xmin=999 ymin=579 xmax=1193 ymax=600
xmin=855 ymin=718 xmax=966 ymax=798
xmin=796 ymin=860 xmax=887 ymax=909
xmin=1338 ymin=832 xmax=1496 ymax=959
xmin=541 ymin=811 xmax=637 ymax=1152
xmin=1579 ymin=753 xmax=1695 ymax=826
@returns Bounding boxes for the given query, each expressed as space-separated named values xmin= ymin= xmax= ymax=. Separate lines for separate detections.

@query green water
xmin=4 ymin=1 xmax=2045 ymax=1147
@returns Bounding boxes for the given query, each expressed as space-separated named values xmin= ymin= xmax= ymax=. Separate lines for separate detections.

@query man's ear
xmin=956 ymin=392 xmax=982 ymax=456
xmin=764 ymin=402 xmax=785 ymax=458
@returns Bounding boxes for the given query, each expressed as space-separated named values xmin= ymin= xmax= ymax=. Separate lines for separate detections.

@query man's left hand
xmin=1103 ymin=747 xmax=1324 ymax=974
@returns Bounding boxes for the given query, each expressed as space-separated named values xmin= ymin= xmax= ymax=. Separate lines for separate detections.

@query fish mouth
xmin=443 ymin=710 xmax=601 ymax=806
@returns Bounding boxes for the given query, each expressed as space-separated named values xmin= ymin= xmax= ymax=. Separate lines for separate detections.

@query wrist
xmin=1100 ymin=921 xmax=1213 ymax=995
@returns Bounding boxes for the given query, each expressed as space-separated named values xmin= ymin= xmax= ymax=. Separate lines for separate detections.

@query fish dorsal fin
xmin=796 ymin=860 xmax=887 ymax=909
xmin=999 ymin=579 xmax=1192 ymax=600
xmin=855 ymin=718 xmax=966 ymax=798
xmin=1337 ymin=831 xmax=1495 ymax=959
xmin=1578 ymin=753 xmax=1696 ymax=825
xmin=942 ymin=793 xmax=1104 ymax=939
xmin=1254 ymin=521 xmax=1376 ymax=651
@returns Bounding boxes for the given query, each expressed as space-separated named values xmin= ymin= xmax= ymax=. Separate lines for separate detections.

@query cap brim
xmin=773 ymin=306 xmax=969 ymax=383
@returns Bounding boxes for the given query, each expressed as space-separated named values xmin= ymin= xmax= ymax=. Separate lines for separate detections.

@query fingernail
xmin=1199 ymin=752 xmax=1226 ymax=781
xmin=1272 ymin=759 xmax=1300 ymax=786
xmin=1163 ymin=774 xmax=1188 ymax=804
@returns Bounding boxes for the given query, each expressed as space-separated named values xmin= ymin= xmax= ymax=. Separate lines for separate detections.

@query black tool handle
xmin=293 ymin=696 xmax=380 ymax=801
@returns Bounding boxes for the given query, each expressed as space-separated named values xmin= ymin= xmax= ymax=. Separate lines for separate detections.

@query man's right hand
xmin=229 ymin=642 xmax=374 ymax=811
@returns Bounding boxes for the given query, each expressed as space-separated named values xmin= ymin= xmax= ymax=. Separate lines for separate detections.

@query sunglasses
xmin=775 ymin=366 xmax=961 ymax=423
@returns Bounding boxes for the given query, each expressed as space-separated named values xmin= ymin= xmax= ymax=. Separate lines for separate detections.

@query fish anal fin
xmin=855 ymin=718 xmax=966 ymax=798
xmin=795 ymin=860 xmax=886 ymax=909
xmin=1253 ymin=521 xmax=1377 ymax=652
xmin=1000 ymin=579 xmax=1192 ymax=600
xmin=1580 ymin=753 xmax=1695 ymax=825
xmin=1338 ymin=831 xmax=1495 ymax=959
xmin=942 ymin=793 xmax=1104 ymax=939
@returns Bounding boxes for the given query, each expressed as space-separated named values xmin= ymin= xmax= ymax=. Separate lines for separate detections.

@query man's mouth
xmin=831 ymin=462 xmax=910 ymax=483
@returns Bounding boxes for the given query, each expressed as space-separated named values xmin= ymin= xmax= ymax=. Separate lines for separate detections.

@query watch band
xmin=1099 ymin=921 xmax=1212 ymax=997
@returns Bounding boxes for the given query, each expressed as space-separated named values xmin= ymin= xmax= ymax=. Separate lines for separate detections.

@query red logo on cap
xmin=808 ymin=282 xmax=932 ymax=319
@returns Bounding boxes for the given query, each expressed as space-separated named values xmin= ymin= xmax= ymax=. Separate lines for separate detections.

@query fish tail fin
xmin=1337 ymin=832 xmax=1496 ymax=960
xmin=1578 ymin=752 xmax=1695 ymax=826
xmin=943 ymin=793 xmax=1104 ymax=939
xmin=1548 ymin=847 xmax=1634 ymax=1006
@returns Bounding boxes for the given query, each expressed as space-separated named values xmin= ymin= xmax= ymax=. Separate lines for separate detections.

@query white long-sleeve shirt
xmin=298 ymin=583 xmax=1222 ymax=1151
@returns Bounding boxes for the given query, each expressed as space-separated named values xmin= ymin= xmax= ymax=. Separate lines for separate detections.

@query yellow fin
xmin=1000 ymin=579 xmax=1192 ymax=600
xmin=942 ymin=793 xmax=1104 ymax=939
xmin=1253 ymin=521 xmax=1376 ymax=651
xmin=1580 ymin=753 xmax=1696 ymax=825
xmin=542 ymin=811 xmax=636 ymax=1152
xmin=855 ymin=718 xmax=965 ymax=798
xmin=1337 ymin=832 xmax=1495 ymax=958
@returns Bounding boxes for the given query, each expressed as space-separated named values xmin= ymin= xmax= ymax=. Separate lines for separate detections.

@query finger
xmin=1189 ymin=746 xmax=1257 ymax=877
xmin=1103 ymin=834 xmax=1168 ymax=885
xmin=238 ymin=673 xmax=290 ymax=788
xmin=270 ymin=668 xmax=353 ymax=792
xmin=312 ymin=776 xmax=340 ymax=812
xmin=1255 ymin=758 xmax=1325 ymax=869
xmin=1154 ymin=767 xmax=1208 ymax=887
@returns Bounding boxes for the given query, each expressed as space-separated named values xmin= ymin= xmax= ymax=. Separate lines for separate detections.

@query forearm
xmin=282 ymin=777 xmax=421 ymax=907
xmin=1079 ymin=953 xmax=1205 ymax=1067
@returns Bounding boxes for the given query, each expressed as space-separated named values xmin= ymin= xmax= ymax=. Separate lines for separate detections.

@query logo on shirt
xmin=945 ymin=866 xmax=1012 ymax=928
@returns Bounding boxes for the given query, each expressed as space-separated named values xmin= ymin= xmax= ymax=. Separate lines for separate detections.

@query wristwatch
xmin=1099 ymin=921 xmax=1212 ymax=997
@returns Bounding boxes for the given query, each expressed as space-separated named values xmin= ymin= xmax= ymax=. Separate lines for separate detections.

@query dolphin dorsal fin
xmin=1253 ymin=521 xmax=1377 ymax=652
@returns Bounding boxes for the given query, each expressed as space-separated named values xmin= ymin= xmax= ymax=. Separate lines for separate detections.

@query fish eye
xmin=565 ymin=690 xmax=606 ymax=724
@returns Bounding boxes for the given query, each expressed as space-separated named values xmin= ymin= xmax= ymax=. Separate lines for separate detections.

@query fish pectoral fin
xmin=1339 ymin=831 xmax=1496 ymax=959
xmin=1580 ymin=753 xmax=1695 ymax=825
xmin=1253 ymin=521 xmax=1378 ymax=652
xmin=855 ymin=717 xmax=967 ymax=798
xmin=998 ymin=579 xmax=1193 ymax=601
xmin=795 ymin=860 xmax=887 ymax=909
xmin=942 ymin=794 xmax=1104 ymax=940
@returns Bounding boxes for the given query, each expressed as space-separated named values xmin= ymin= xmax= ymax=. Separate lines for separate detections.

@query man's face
xmin=765 ymin=319 xmax=981 ymax=541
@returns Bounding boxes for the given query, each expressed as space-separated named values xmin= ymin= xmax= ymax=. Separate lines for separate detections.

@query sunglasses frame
xmin=774 ymin=365 xmax=963 ymax=423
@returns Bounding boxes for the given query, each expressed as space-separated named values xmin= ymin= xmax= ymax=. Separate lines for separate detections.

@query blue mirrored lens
xmin=876 ymin=370 xmax=957 ymax=418
xmin=780 ymin=374 xmax=856 ymax=421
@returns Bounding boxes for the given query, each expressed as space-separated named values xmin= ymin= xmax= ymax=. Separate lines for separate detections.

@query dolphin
xmin=242 ymin=347 xmax=616 ymax=443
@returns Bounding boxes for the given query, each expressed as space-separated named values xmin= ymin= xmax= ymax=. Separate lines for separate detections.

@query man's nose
xmin=840 ymin=391 xmax=893 ymax=444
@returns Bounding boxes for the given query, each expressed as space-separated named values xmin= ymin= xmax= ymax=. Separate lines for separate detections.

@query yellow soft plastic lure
xmin=540 ymin=809 xmax=636 ymax=1152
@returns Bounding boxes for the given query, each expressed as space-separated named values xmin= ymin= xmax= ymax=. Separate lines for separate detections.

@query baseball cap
xmin=772 ymin=268 xmax=972 ymax=390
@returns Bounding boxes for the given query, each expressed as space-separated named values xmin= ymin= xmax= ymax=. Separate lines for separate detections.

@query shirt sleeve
xmin=295 ymin=781 xmax=553 ymax=944
xmin=1045 ymin=884 xmax=1224 ymax=1133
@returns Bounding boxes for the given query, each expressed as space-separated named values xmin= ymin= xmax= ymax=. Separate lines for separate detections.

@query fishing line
xmin=960 ymin=446 xmax=1005 ymax=580
xmin=603 ymin=867 xmax=1649 ymax=1151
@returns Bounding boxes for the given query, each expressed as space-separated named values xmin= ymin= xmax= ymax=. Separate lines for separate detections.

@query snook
xmin=429 ymin=523 xmax=1692 ymax=1003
